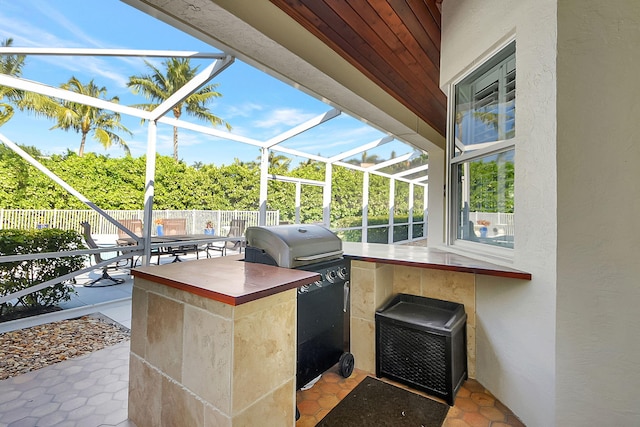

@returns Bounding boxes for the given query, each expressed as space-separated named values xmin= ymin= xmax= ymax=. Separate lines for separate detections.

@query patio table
xmin=117 ymin=234 xmax=246 ymax=264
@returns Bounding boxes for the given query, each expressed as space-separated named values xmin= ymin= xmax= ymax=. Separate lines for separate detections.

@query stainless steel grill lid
xmin=245 ymin=224 xmax=342 ymax=268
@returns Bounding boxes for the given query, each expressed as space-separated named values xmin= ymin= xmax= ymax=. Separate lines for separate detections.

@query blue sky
xmin=0 ymin=0 xmax=410 ymax=167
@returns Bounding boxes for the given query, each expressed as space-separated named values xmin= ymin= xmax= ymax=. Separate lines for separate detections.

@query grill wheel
xmin=339 ymin=351 xmax=355 ymax=378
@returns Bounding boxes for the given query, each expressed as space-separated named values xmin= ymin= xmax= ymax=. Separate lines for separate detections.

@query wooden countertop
xmin=131 ymin=255 xmax=320 ymax=306
xmin=343 ymin=242 xmax=531 ymax=280
xmin=132 ymin=243 xmax=530 ymax=307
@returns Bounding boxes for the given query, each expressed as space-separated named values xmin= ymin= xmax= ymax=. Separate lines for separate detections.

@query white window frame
xmin=446 ymin=39 xmax=516 ymax=259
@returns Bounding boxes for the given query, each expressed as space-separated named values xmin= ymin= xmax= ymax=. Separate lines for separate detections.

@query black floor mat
xmin=317 ymin=376 xmax=448 ymax=427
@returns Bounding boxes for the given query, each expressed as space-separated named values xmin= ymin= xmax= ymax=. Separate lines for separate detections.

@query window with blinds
xmin=454 ymin=43 xmax=516 ymax=154
xmin=448 ymin=41 xmax=516 ymax=252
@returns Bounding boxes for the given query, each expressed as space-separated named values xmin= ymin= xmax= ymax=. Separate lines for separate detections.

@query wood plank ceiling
xmin=269 ymin=0 xmax=446 ymax=137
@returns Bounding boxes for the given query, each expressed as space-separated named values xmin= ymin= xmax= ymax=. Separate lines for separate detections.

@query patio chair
xmin=206 ymin=219 xmax=246 ymax=257
xmin=158 ymin=218 xmax=201 ymax=262
xmin=115 ymin=219 xmax=144 ymax=267
xmin=117 ymin=219 xmax=143 ymax=239
xmin=80 ymin=222 xmax=127 ymax=287
xmin=161 ymin=218 xmax=187 ymax=235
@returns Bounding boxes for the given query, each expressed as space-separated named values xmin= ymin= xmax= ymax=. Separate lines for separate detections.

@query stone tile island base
xmin=128 ymin=278 xmax=297 ymax=427
xmin=349 ymin=261 xmax=477 ymax=378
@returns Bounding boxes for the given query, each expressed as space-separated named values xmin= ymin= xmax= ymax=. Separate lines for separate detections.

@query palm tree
xmin=360 ymin=151 xmax=380 ymax=166
xmin=346 ymin=151 xmax=380 ymax=167
xmin=256 ymin=151 xmax=291 ymax=170
xmin=192 ymin=161 xmax=204 ymax=170
xmin=0 ymin=38 xmax=24 ymax=126
xmin=127 ymin=58 xmax=231 ymax=161
xmin=0 ymin=38 xmax=56 ymax=126
xmin=48 ymin=77 xmax=131 ymax=157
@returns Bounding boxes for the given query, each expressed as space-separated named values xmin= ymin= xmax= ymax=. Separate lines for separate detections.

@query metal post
xmin=295 ymin=181 xmax=301 ymax=224
xmin=388 ymin=178 xmax=395 ymax=244
xmin=424 ymin=183 xmax=429 ymax=238
xmin=362 ymin=172 xmax=369 ymax=243
xmin=323 ymin=163 xmax=332 ymax=227
xmin=408 ymin=182 xmax=414 ymax=241
xmin=141 ymin=121 xmax=158 ymax=265
xmin=259 ymin=147 xmax=269 ymax=226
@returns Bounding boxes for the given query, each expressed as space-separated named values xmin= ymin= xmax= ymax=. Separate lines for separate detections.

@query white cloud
xmin=216 ymin=123 xmax=253 ymax=139
xmin=0 ymin=5 xmax=140 ymax=90
xmin=252 ymin=108 xmax=316 ymax=129
xmin=29 ymin=0 xmax=106 ymax=48
xmin=222 ymin=102 xmax=264 ymax=119
xmin=286 ymin=124 xmax=382 ymax=152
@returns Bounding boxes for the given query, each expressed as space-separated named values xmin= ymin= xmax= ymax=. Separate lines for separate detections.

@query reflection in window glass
xmin=456 ymin=150 xmax=514 ymax=248
xmin=454 ymin=42 xmax=515 ymax=156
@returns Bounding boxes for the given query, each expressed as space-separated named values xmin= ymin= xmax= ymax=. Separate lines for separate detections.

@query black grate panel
xmin=378 ymin=322 xmax=448 ymax=393
xmin=375 ymin=294 xmax=467 ymax=406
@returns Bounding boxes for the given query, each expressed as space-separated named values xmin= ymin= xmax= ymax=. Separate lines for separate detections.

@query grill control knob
xmin=299 ymin=285 xmax=310 ymax=294
xmin=326 ymin=270 xmax=338 ymax=283
xmin=337 ymin=267 xmax=348 ymax=279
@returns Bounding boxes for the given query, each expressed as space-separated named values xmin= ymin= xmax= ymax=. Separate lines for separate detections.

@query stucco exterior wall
xmin=440 ymin=1 xmax=558 ymax=426
xmin=556 ymin=1 xmax=640 ymax=425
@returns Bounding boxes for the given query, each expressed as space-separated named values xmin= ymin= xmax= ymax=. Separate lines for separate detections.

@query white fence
xmin=0 ymin=209 xmax=280 ymax=236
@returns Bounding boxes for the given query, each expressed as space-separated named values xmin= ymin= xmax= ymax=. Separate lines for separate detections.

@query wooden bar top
xmin=132 ymin=243 xmax=530 ymax=307
xmin=131 ymin=255 xmax=320 ymax=306
xmin=343 ymin=242 xmax=531 ymax=280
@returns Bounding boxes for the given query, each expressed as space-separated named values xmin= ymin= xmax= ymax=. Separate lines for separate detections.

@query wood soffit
xmin=269 ymin=0 xmax=446 ymax=137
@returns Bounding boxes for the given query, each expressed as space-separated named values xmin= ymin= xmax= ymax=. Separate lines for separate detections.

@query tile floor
xmin=296 ymin=365 xmax=526 ymax=427
xmin=0 ymin=343 xmax=525 ymax=427
xmin=0 ymin=320 xmax=526 ymax=427
xmin=0 ymin=341 xmax=134 ymax=427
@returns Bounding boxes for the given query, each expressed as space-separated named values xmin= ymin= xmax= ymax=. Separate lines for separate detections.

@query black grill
xmin=376 ymin=293 xmax=467 ymax=405
xmin=296 ymin=258 xmax=351 ymax=389
xmin=243 ymin=225 xmax=353 ymax=392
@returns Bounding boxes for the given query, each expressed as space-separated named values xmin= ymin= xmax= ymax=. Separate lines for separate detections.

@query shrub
xmin=0 ymin=228 xmax=86 ymax=319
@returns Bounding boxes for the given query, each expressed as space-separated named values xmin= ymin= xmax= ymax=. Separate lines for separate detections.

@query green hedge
xmin=0 ymin=228 xmax=86 ymax=319
xmin=335 ymin=215 xmax=425 ymax=243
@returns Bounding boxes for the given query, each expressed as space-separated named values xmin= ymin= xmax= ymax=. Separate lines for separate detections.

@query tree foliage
xmin=48 ymin=77 xmax=132 ymax=157
xmin=0 ymin=228 xmax=84 ymax=317
xmin=0 ymin=144 xmax=511 ymax=227
xmin=468 ymin=159 xmax=514 ymax=213
xmin=0 ymin=146 xmax=411 ymax=223
xmin=0 ymin=38 xmax=58 ymax=127
xmin=127 ymin=58 xmax=231 ymax=161
xmin=0 ymin=38 xmax=24 ymax=126
xmin=0 ymin=51 xmax=448 ymax=224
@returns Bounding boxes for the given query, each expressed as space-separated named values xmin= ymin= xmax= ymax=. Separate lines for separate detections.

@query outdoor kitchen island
xmin=127 ymin=254 xmax=320 ymax=427
xmin=128 ymin=244 xmax=530 ymax=427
